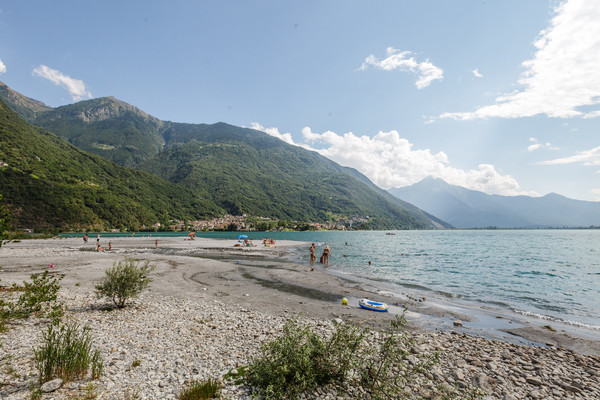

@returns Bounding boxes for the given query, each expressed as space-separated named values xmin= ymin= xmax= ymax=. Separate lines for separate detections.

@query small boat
xmin=359 ymin=298 xmax=388 ymax=312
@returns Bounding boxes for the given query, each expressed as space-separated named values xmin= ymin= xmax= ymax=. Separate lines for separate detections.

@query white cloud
xmin=527 ymin=137 xmax=558 ymax=152
xmin=253 ymin=122 xmax=535 ymax=196
xmin=538 ymin=145 xmax=600 ymax=166
xmin=249 ymin=122 xmax=298 ymax=146
xmin=32 ymin=65 xmax=91 ymax=101
xmin=440 ymin=0 xmax=600 ymax=120
xmin=0 ymin=59 xmax=6 ymax=74
xmin=472 ymin=68 xmax=483 ymax=78
xmin=358 ymin=47 xmax=443 ymax=89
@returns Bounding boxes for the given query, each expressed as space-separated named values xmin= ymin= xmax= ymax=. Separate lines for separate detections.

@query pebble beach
xmin=1 ymin=237 xmax=599 ymax=399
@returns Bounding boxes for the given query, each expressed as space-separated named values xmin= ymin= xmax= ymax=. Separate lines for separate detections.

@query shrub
xmin=0 ymin=271 xmax=64 ymax=324
xmin=34 ymin=321 xmax=103 ymax=384
xmin=95 ymin=259 xmax=155 ymax=308
xmin=243 ymin=315 xmax=483 ymax=400
xmin=178 ymin=378 xmax=221 ymax=400
xmin=244 ymin=318 xmax=364 ymax=399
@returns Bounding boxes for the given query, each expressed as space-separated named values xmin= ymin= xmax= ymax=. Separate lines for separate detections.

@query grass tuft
xmin=34 ymin=320 xmax=103 ymax=384
xmin=178 ymin=378 xmax=221 ymax=400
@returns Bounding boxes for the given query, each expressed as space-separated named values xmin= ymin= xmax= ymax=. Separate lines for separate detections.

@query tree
xmin=0 ymin=194 xmax=11 ymax=248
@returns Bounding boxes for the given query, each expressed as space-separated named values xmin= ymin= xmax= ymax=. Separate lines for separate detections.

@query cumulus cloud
xmin=249 ymin=122 xmax=298 ymax=146
xmin=538 ymin=145 xmax=600 ymax=166
xmin=472 ymin=68 xmax=483 ymax=78
xmin=440 ymin=0 xmax=600 ymax=120
xmin=32 ymin=65 xmax=91 ymax=101
xmin=253 ymin=122 xmax=535 ymax=196
xmin=358 ymin=47 xmax=443 ymax=89
xmin=527 ymin=137 xmax=558 ymax=152
xmin=0 ymin=58 xmax=6 ymax=74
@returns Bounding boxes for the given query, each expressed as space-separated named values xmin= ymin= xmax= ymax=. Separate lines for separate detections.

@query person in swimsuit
xmin=322 ymin=245 xmax=331 ymax=264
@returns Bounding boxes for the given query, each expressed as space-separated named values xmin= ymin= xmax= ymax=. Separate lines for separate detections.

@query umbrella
xmin=237 ymin=234 xmax=248 ymax=239
xmin=188 ymin=232 xmax=195 ymax=236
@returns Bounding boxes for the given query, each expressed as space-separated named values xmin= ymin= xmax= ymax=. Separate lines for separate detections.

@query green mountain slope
xmin=0 ymin=99 xmax=222 ymax=230
xmin=0 ymin=82 xmax=447 ymax=229
xmin=30 ymin=97 xmax=166 ymax=168
xmin=142 ymin=122 xmax=441 ymax=229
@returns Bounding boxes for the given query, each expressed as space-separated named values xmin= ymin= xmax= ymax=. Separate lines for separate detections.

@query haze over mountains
xmin=0 ymin=81 xmax=447 ymax=230
xmin=389 ymin=177 xmax=600 ymax=228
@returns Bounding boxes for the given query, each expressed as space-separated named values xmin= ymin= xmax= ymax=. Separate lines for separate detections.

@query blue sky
xmin=1 ymin=0 xmax=599 ymax=201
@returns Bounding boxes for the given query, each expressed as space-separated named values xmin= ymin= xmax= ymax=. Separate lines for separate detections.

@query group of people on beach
xmin=83 ymin=234 xmax=111 ymax=252
xmin=309 ymin=243 xmax=330 ymax=266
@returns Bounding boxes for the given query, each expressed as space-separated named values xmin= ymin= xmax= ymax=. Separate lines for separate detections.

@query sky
xmin=1 ymin=0 xmax=599 ymax=201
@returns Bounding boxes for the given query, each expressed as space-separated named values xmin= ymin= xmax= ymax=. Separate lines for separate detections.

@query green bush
xmin=95 ymin=258 xmax=155 ymax=308
xmin=0 ymin=271 xmax=64 ymax=324
xmin=243 ymin=315 xmax=483 ymax=400
xmin=34 ymin=321 xmax=103 ymax=383
xmin=244 ymin=318 xmax=364 ymax=399
xmin=178 ymin=378 xmax=221 ymax=400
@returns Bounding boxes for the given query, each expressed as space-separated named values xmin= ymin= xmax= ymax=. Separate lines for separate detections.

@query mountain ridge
xmin=0 ymin=97 xmax=222 ymax=230
xmin=0 ymin=81 xmax=448 ymax=230
xmin=389 ymin=177 xmax=600 ymax=228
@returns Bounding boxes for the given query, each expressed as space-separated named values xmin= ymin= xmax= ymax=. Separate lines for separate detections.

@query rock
xmin=563 ymin=384 xmax=582 ymax=393
xmin=453 ymin=320 xmax=463 ymax=327
xmin=472 ymin=373 xmax=496 ymax=392
xmin=529 ymin=390 xmax=544 ymax=399
xmin=526 ymin=376 xmax=543 ymax=386
xmin=41 ymin=378 xmax=63 ymax=393
xmin=452 ymin=368 xmax=465 ymax=381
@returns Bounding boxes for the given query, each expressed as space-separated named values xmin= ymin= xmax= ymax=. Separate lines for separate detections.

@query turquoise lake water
xmin=67 ymin=230 xmax=600 ymax=332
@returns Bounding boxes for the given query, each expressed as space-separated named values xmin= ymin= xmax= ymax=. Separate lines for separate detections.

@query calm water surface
xmin=70 ymin=230 xmax=600 ymax=331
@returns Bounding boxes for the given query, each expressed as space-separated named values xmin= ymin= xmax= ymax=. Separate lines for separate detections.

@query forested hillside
xmin=0 ymin=99 xmax=222 ymax=230
xmin=0 ymin=82 xmax=448 ymax=230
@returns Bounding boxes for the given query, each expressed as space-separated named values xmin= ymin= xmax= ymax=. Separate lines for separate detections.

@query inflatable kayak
xmin=359 ymin=298 xmax=388 ymax=312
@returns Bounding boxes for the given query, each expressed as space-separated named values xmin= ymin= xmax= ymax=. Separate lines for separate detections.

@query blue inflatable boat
xmin=359 ymin=298 xmax=388 ymax=312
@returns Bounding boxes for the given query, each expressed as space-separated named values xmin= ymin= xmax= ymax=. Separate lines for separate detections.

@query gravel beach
xmin=1 ymin=236 xmax=599 ymax=399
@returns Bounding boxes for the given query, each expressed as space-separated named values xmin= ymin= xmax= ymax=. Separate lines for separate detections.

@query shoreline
xmin=1 ymin=237 xmax=600 ymax=399
xmin=2 ymin=236 xmax=599 ymax=353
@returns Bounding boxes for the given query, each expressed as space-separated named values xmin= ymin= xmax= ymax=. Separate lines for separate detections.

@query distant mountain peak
xmin=56 ymin=96 xmax=160 ymax=123
xmin=390 ymin=179 xmax=600 ymax=228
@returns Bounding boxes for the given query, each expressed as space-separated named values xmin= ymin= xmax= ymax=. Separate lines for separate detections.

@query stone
xmin=452 ymin=369 xmax=465 ymax=381
xmin=472 ymin=373 xmax=496 ymax=392
xmin=41 ymin=378 xmax=63 ymax=393
xmin=453 ymin=320 xmax=463 ymax=327
xmin=526 ymin=376 xmax=543 ymax=386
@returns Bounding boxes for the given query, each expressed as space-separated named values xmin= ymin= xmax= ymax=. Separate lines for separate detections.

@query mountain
xmin=389 ymin=177 xmax=600 ymax=228
xmin=0 ymin=82 xmax=447 ymax=229
xmin=0 ymin=98 xmax=223 ymax=231
xmin=31 ymin=96 xmax=166 ymax=167
xmin=0 ymin=81 xmax=52 ymax=120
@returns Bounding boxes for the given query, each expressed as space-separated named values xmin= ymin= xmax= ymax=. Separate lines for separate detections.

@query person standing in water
xmin=309 ymin=243 xmax=316 ymax=265
xmin=322 ymin=245 xmax=331 ymax=265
